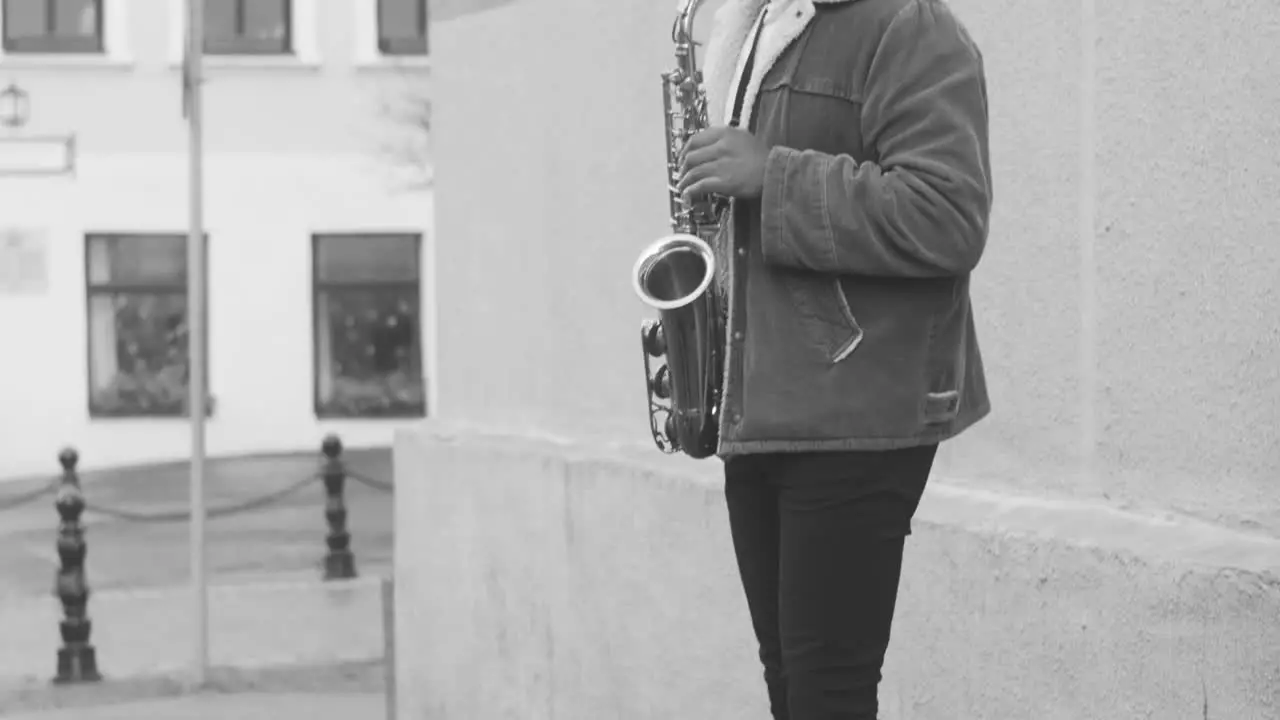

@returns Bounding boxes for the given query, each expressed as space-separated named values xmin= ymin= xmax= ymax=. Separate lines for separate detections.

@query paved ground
xmin=0 ymin=576 xmax=389 ymax=682
xmin=4 ymin=691 xmax=384 ymax=720
xmin=0 ymin=575 xmax=392 ymax=716
xmin=0 ymin=659 xmax=387 ymax=717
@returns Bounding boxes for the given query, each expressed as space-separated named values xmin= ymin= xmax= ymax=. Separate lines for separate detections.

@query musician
xmin=676 ymin=0 xmax=992 ymax=717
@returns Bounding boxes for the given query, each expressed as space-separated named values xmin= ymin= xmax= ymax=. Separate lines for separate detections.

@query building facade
xmin=0 ymin=0 xmax=433 ymax=480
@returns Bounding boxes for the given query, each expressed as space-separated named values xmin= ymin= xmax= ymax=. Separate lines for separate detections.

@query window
xmin=85 ymin=234 xmax=208 ymax=418
xmin=204 ymin=0 xmax=290 ymax=55
xmin=2 ymin=0 xmax=102 ymax=54
xmin=377 ymin=0 xmax=425 ymax=56
xmin=313 ymin=233 xmax=425 ymax=418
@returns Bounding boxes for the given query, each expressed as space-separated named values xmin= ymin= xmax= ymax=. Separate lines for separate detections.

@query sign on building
xmin=0 ymin=136 xmax=76 ymax=176
xmin=0 ymin=227 xmax=50 ymax=295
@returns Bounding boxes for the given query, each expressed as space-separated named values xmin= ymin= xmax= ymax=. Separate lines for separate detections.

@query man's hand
xmin=677 ymin=126 xmax=769 ymax=203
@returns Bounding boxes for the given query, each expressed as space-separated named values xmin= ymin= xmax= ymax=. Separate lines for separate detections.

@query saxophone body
xmin=631 ymin=0 xmax=726 ymax=460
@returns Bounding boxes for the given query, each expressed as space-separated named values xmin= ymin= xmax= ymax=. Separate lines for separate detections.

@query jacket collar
xmin=702 ymin=0 xmax=855 ymax=127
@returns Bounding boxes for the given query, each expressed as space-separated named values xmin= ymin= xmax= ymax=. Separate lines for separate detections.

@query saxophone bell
xmin=633 ymin=234 xmax=721 ymax=459
xmin=633 ymin=233 xmax=716 ymax=313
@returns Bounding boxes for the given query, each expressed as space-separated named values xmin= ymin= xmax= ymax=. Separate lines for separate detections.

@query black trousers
xmin=723 ymin=444 xmax=938 ymax=720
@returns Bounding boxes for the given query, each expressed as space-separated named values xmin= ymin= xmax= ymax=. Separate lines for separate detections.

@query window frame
xmin=310 ymin=232 xmax=426 ymax=420
xmin=83 ymin=232 xmax=212 ymax=420
xmin=1 ymin=0 xmax=104 ymax=55
xmin=203 ymin=0 xmax=292 ymax=56
xmin=168 ymin=0 xmax=316 ymax=66
xmin=375 ymin=0 xmax=426 ymax=57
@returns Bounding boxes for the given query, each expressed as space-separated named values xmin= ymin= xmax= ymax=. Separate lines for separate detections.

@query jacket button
xmin=733 ymin=331 xmax=744 ymax=341
xmin=731 ymin=412 xmax=742 ymax=423
xmin=736 ymin=247 xmax=746 ymax=257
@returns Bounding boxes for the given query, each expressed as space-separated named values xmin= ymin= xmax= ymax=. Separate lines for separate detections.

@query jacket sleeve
xmin=759 ymin=1 xmax=993 ymax=278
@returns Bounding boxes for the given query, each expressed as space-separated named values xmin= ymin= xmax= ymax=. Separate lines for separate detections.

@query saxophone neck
xmin=674 ymin=0 xmax=708 ymax=55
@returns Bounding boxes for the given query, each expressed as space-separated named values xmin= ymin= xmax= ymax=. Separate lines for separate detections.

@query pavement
xmin=2 ymin=692 xmax=384 ymax=719
xmin=0 ymin=576 xmax=389 ymax=683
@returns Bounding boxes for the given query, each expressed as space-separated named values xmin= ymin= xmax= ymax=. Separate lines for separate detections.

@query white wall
xmin=0 ymin=152 xmax=432 ymax=480
xmin=394 ymin=425 xmax=1280 ymax=720
xmin=426 ymin=0 xmax=1280 ymax=536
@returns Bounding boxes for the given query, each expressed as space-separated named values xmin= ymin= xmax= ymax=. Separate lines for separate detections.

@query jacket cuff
xmin=759 ymin=144 xmax=834 ymax=270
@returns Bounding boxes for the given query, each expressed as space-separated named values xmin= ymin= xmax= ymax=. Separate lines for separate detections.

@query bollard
xmin=321 ymin=434 xmax=357 ymax=580
xmin=52 ymin=448 xmax=101 ymax=684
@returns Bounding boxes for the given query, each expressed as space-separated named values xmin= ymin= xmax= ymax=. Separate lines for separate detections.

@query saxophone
xmin=630 ymin=0 xmax=726 ymax=460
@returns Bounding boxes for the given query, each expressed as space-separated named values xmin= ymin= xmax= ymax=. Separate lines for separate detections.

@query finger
xmin=679 ymin=127 xmax=725 ymax=164
xmin=679 ymin=143 xmax=722 ymax=178
xmin=679 ymin=159 xmax=724 ymax=198
xmin=681 ymin=177 xmax=721 ymax=204
xmin=676 ymin=159 xmax=717 ymax=195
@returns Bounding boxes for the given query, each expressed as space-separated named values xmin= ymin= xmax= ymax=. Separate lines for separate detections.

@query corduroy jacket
xmin=704 ymin=0 xmax=994 ymax=455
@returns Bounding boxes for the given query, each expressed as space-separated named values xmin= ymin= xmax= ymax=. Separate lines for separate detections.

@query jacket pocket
xmin=757 ymin=74 xmax=865 ymax=160
xmin=783 ymin=272 xmax=863 ymax=363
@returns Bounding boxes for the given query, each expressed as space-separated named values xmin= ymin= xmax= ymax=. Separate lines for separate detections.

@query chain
xmin=345 ymin=469 xmax=394 ymax=493
xmin=0 ymin=481 xmax=58 ymax=512
xmin=81 ymin=473 xmax=320 ymax=523
xmin=1 ymin=465 xmax=392 ymax=521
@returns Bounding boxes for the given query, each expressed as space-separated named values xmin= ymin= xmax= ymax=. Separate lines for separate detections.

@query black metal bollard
xmin=52 ymin=448 xmax=101 ymax=684
xmin=321 ymin=435 xmax=357 ymax=580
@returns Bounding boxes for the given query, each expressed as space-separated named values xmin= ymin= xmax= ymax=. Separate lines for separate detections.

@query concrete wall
xmin=427 ymin=0 xmax=1280 ymax=532
xmin=394 ymin=0 xmax=1280 ymax=716
xmin=941 ymin=0 xmax=1280 ymax=538
xmin=0 ymin=0 xmax=431 ymax=479
xmin=394 ymin=427 xmax=1280 ymax=719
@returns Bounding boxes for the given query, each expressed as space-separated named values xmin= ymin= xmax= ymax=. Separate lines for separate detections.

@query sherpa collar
xmin=701 ymin=0 xmax=853 ymax=128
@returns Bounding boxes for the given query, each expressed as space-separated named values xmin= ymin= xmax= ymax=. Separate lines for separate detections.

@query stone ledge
xmin=398 ymin=422 xmax=1280 ymax=580
xmin=393 ymin=422 xmax=1280 ymax=719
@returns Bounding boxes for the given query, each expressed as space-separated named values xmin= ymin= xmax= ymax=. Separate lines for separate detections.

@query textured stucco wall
xmin=429 ymin=0 xmax=1280 ymax=534
xmin=935 ymin=0 xmax=1280 ymax=536
xmin=394 ymin=426 xmax=1280 ymax=719
xmin=1089 ymin=1 xmax=1280 ymax=532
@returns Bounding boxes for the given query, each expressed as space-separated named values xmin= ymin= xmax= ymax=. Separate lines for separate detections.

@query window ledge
xmin=315 ymin=410 xmax=428 ymax=420
xmin=0 ymin=55 xmax=134 ymax=71
xmin=354 ymin=56 xmax=430 ymax=74
xmin=89 ymin=414 xmax=217 ymax=421
xmin=88 ymin=401 xmax=217 ymax=420
xmin=167 ymin=55 xmax=321 ymax=72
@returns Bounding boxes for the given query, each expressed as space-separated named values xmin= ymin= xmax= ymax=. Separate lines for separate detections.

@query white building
xmin=0 ymin=0 xmax=434 ymax=481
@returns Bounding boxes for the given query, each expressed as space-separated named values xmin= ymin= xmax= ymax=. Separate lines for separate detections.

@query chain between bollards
xmin=41 ymin=435 xmax=367 ymax=682
xmin=320 ymin=434 xmax=357 ymax=581
xmin=52 ymin=448 xmax=101 ymax=685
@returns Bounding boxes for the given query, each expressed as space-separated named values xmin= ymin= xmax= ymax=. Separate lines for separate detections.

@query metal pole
xmin=382 ymin=577 xmax=397 ymax=720
xmin=185 ymin=0 xmax=209 ymax=688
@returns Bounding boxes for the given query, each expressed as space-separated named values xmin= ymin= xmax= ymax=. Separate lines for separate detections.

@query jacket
xmin=702 ymin=0 xmax=994 ymax=455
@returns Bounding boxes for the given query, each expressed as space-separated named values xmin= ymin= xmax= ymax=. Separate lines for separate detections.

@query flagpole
xmin=185 ymin=0 xmax=209 ymax=688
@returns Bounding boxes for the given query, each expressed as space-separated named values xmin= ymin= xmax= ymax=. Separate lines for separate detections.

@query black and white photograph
xmin=0 ymin=0 xmax=1275 ymax=719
